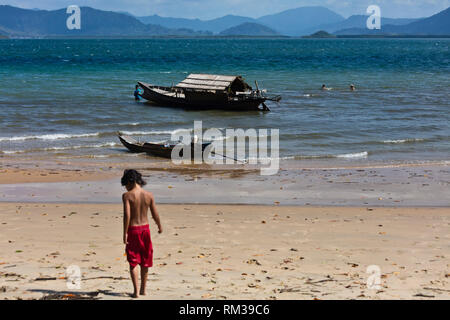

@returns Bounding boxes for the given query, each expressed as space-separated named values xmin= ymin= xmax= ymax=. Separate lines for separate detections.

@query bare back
xmin=123 ymin=188 xmax=153 ymax=226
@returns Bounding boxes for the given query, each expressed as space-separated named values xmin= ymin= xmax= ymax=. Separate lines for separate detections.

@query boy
xmin=121 ymin=169 xmax=162 ymax=298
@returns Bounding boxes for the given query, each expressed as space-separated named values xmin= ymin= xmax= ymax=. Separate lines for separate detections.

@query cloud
xmin=1 ymin=0 xmax=448 ymax=19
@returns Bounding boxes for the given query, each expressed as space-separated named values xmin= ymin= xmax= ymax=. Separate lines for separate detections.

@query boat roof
xmin=176 ymin=74 xmax=241 ymax=91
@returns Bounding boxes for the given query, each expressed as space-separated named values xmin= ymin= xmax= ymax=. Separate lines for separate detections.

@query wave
xmin=119 ymin=128 xmax=193 ymax=136
xmin=0 ymin=127 xmax=239 ymax=144
xmin=0 ymin=132 xmax=99 ymax=142
xmin=1 ymin=142 xmax=120 ymax=154
xmin=336 ymin=151 xmax=368 ymax=159
xmin=117 ymin=122 xmax=141 ymax=126
xmin=278 ymin=151 xmax=369 ymax=160
xmin=382 ymin=138 xmax=425 ymax=144
xmin=209 ymin=151 xmax=369 ymax=162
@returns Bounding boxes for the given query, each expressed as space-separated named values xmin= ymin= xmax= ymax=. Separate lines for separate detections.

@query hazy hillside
xmin=138 ymin=6 xmax=344 ymax=35
xmin=0 ymin=5 xmax=208 ymax=37
xmin=392 ymin=6 xmax=450 ymax=34
xmin=219 ymin=22 xmax=279 ymax=36
xmin=206 ymin=15 xmax=256 ymax=33
xmin=138 ymin=15 xmax=206 ymax=31
xmin=334 ymin=7 xmax=449 ymax=35
xmin=137 ymin=14 xmax=255 ymax=33
xmin=257 ymin=6 xmax=344 ymax=36
xmin=304 ymin=15 xmax=420 ymax=35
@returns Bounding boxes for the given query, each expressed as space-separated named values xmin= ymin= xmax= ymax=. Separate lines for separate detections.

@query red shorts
xmin=126 ymin=224 xmax=153 ymax=268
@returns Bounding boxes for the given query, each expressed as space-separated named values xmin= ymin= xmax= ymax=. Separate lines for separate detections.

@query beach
xmin=0 ymin=160 xmax=449 ymax=300
xmin=0 ymin=202 xmax=448 ymax=300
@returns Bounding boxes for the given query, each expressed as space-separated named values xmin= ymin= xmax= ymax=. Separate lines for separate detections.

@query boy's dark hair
xmin=121 ymin=169 xmax=146 ymax=186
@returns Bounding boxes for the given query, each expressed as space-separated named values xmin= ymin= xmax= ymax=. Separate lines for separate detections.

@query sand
xmin=1 ymin=164 xmax=449 ymax=207
xmin=0 ymin=203 xmax=448 ymax=300
xmin=0 ymin=168 xmax=115 ymax=184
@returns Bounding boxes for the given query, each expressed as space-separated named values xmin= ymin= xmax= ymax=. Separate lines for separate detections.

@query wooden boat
xmin=118 ymin=134 xmax=212 ymax=159
xmin=137 ymin=73 xmax=281 ymax=111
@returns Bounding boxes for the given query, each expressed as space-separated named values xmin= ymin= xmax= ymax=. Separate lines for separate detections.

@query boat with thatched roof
xmin=137 ymin=73 xmax=281 ymax=111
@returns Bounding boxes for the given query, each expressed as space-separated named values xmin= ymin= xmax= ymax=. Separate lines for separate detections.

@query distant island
xmin=219 ymin=22 xmax=280 ymax=36
xmin=302 ymin=31 xmax=336 ymax=38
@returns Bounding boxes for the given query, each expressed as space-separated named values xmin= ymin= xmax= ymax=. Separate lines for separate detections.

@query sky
xmin=1 ymin=0 xmax=449 ymax=20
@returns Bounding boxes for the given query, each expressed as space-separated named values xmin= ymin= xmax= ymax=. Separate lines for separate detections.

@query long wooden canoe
xmin=118 ymin=134 xmax=211 ymax=159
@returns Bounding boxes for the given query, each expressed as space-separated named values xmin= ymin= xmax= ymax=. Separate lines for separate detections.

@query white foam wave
xmin=44 ymin=142 xmax=119 ymax=151
xmin=382 ymin=138 xmax=424 ymax=144
xmin=336 ymin=151 xmax=368 ymax=159
xmin=120 ymin=128 xmax=192 ymax=136
xmin=1 ymin=142 xmax=120 ymax=155
xmin=118 ymin=122 xmax=141 ymax=126
xmin=0 ymin=132 xmax=99 ymax=142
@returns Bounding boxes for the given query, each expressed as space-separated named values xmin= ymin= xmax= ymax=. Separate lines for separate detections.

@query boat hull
xmin=138 ymin=82 xmax=265 ymax=111
xmin=118 ymin=134 xmax=211 ymax=159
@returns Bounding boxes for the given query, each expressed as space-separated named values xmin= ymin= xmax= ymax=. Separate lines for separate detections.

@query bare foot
xmin=139 ymin=290 xmax=146 ymax=296
xmin=130 ymin=292 xmax=139 ymax=298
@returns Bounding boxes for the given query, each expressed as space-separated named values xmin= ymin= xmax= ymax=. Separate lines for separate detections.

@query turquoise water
xmin=0 ymin=38 xmax=449 ymax=164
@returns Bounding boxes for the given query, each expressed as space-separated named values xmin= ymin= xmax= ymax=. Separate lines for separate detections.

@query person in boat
xmin=134 ymin=85 xmax=141 ymax=101
xmin=121 ymin=169 xmax=162 ymax=298
xmin=350 ymin=84 xmax=356 ymax=91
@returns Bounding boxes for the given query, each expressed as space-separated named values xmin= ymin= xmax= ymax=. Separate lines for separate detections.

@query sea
xmin=0 ymin=38 xmax=449 ymax=167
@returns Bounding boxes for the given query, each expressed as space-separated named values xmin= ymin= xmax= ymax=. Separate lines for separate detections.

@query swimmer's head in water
xmin=121 ymin=169 xmax=147 ymax=189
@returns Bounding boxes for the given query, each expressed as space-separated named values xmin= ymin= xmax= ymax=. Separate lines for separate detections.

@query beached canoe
xmin=118 ymin=134 xmax=212 ymax=159
xmin=137 ymin=73 xmax=281 ymax=111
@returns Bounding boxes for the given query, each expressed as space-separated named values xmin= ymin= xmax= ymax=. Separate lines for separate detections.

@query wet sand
xmin=0 ymin=203 xmax=448 ymax=300
xmin=0 ymin=168 xmax=115 ymax=184
xmin=0 ymin=163 xmax=448 ymax=207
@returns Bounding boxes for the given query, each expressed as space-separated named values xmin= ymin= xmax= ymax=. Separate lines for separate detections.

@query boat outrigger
xmin=118 ymin=133 xmax=212 ymax=159
xmin=137 ymin=73 xmax=281 ymax=111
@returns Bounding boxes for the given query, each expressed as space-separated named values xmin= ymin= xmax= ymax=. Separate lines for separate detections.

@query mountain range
xmin=335 ymin=7 xmax=450 ymax=35
xmin=0 ymin=5 xmax=449 ymax=38
xmin=0 ymin=5 xmax=210 ymax=37
xmin=303 ymin=15 xmax=420 ymax=35
xmin=137 ymin=14 xmax=254 ymax=34
xmin=137 ymin=7 xmax=345 ymax=36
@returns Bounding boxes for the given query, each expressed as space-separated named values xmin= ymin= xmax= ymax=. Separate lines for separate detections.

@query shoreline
xmin=1 ymin=157 xmax=448 ymax=182
xmin=0 ymin=161 xmax=449 ymax=207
